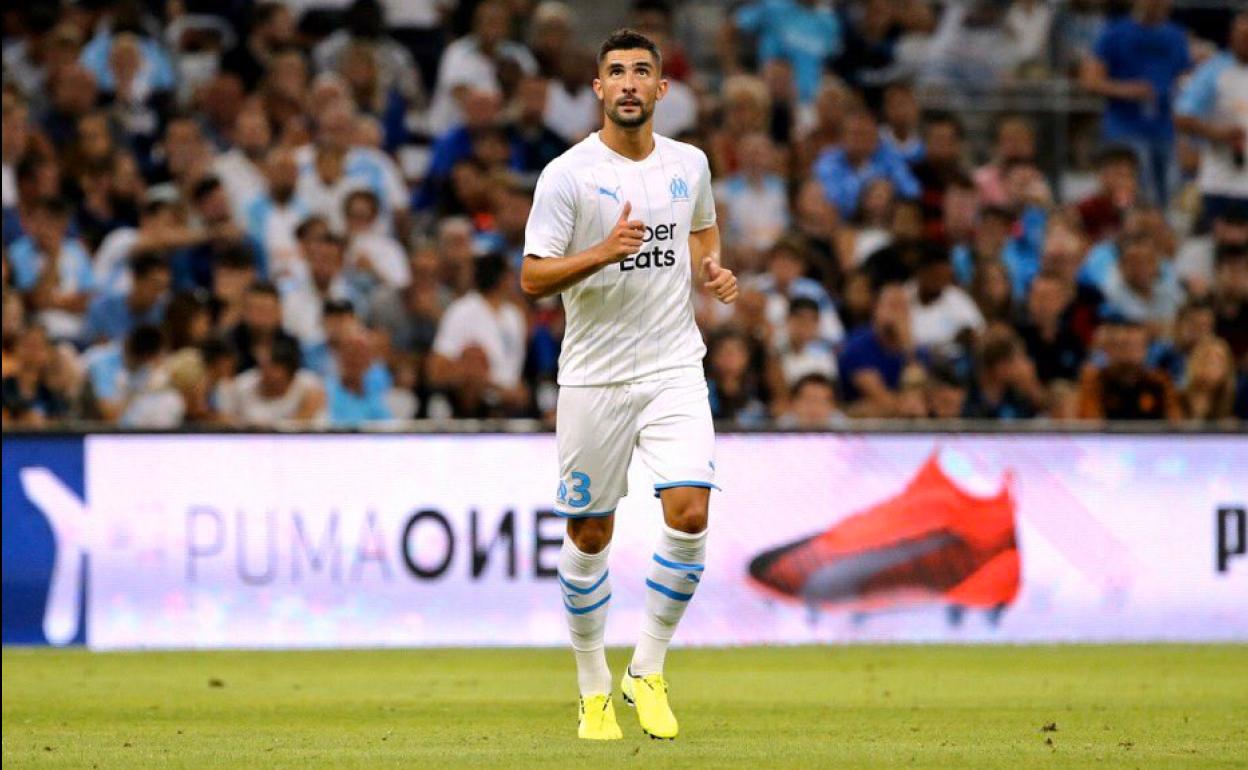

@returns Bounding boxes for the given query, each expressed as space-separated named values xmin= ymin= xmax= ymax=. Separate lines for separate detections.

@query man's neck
xmin=599 ymin=122 xmax=654 ymax=162
xmin=483 ymin=289 xmax=506 ymax=310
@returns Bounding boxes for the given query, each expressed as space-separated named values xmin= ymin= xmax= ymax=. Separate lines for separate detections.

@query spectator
xmin=2 ymin=324 xmax=72 ymax=425
xmin=778 ymin=372 xmax=847 ymax=429
xmin=775 ymin=296 xmax=837 ymax=389
xmin=814 ymin=109 xmax=920 ymax=219
xmin=911 ymin=113 xmax=968 ymax=234
xmin=281 ymin=221 xmax=351 ymax=346
xmin=507 ymin=76 xmax=570 ymax=177
xmin=342 ymin=189 xmax=412 ymax=310
xmin=1175 ymin=12 xmax=1248 ymax=225
xmin=1077 ymin=145 xmax=1141 ymax=242
xmin=1077 ymin=315 xmax=1181 ymax=422
xmin=214 ymin=108 xmax=273 ymax=225
xmin=2 ymin=94 xmax=31 ymax=216
xmin=226 ymin=280 xmax=299 ymax=373
xmin=1079 ymin=0 xmax=1191 ymax=205
xmin=81 ymin=252 xmax=170 ymax=346
xmin=882 ymin=81 xmax=924 ymax=164
xmin=544 ymin=47 xmax=598 ymax=144
xmin=173 ymin=176 xmax=252 ymax=291
xmin=427 ymin=0 xmax=538 ymax=136
xmin=749 ymin=236 xmax=844 ymax=346
xmin=709 ymin=74 xmax=772 ymax=177
xmin=1005 ymin=0 xmax=1056 ymax=77
xmin=529 ymin=1 xmax=574 ymax=78
xmin=731 ymin=0 xmax=842 ymax=104
xmin=833 ymin=0 xmax=934 ymax=111
xmin=220 ymin=3 xmax=298 ymax=91
xmin=243 ymin=147 xmax=310 ymax=279
xmin=838 ymin=282 xmax=924 ymax=416
xmin=705 ymin=328 xmax=769 ymax=425
xmin=1102 ymin=230 xmax=1185 ymax=331
xmin=428 ymin=253 xmax=528 ymax=416
xmin=970 ymin=259 xmax=1014 ymax=326
xmin=220 ymin=335 xmax=327 ymax=427
xmin=717 ymin=133 xmax=790 ymax=258
xmin=8 ymin=197 xmax=94 ymax=342
xmin=963 ymin=329 xmax=1047 ymax=420
xmin=926 ymin=363 xmax=969 ymax=419
xmin=1212 ymin=243 xmax=1248 ymax=359
xmin=1175 ymin=204 xmax=1248 ymax=294
xmin=1180 ymin=337 xmax=1238 ymax=423
xmin=83 ymin=323 xmax=165 ymax=424
xmin=974 ymin=115 xmax=1045 ymax=207
xmin=1017 ymin=270 xmax=1087 ymax=384
xmin=908 ymin=246 xmax=985 ymax=356
xmin=209 ymin=245 xmax=258 ymax=335
xmin=326 ymin=327 xmax=392 ymax=426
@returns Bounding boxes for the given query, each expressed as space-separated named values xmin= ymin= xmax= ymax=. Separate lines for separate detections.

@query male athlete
xmin=520 ymin=29 xmax=738 ymax=740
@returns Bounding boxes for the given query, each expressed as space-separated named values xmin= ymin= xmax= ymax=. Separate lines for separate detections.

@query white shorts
xmin=554 ymin=371 xmax=718 ymax=517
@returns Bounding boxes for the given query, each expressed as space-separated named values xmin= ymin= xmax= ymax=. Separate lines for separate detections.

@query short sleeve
xmin=1175 ymin=56 xmax=1222 ymax=117
xmin=524 ymin=166 xmax=578 ymax=258
xmin=431 ymin=302 xmax=468 ymax=357
xmin=691 ymin=152 xmax=716 ymax=232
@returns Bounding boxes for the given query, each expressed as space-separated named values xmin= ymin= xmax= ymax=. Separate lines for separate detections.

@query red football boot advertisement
xmin=748 ymin=451 xmax=1020 ymax=620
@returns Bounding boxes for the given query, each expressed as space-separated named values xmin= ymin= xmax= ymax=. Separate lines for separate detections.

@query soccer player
xmin=520 ymin=29 xmax=738 ymax=741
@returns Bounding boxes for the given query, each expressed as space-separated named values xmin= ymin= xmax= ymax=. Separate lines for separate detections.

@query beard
xmin=605 ymin=99 xmax=653 ymax=129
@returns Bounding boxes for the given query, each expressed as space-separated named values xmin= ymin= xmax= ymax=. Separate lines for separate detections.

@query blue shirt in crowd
xmin=1093 ymin=17 xmax=1190 ymax=141
xmin=838 ymin=327 xmax=910 ymax=403
xmin=813 ymin=142 xmax=920 ymax=218
xmin=326 ymin=375 xmax=391 ymax=426
xmin=81 ymin=295 xmax=167 ymax=347
xmin=734 ymin=0 xmax=842 ymax=103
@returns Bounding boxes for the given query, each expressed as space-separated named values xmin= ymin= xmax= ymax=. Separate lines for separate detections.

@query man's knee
xmin=666 ymin=498 xmax=709 ymax=534
xmin=567 ymin=517 xmax=613 ymax=553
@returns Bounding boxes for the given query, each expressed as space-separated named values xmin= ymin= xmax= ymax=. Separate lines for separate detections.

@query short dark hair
xmin=791 ymin=372 xmax=836 ymax=399
xmin=597 ymin=28 xmax=662 ymax=69
xmin=343 ymin=188 xmax=380 ymax=217
xmin=924 ymin=110 xmax=965 ymax=139
xmin=295 ymin=215 xmax=330 ymax=241
xmin=474 ymin=252 xmax=509 ymax=294
xmin=126 ymin=324 xmax=165 ymax=361
xmin=267 ymin=336 xmax=303 ymax=374
xmin=214 ymin=245 xmax=256 ymax=271
xmin=191 ymin=176 xmax=223 ymax=203
xmin=322 ymin=298 xmax=355 ymax=317
xmin=980 ymin=335 xmax=1021 ymax=370
xmin=1094 ymin=144 xmax=1139 ymax=169
xmin=788 ymin=296 xmax=820 ymax=317
xmin=248 ymin=280 xmax=281 ymax=300
xmin=131 ymin=253 xmax=169 ymax=280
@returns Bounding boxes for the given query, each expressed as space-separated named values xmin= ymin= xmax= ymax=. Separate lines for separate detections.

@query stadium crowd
xmin=1 ymin=0 xmax=1246 ymax=429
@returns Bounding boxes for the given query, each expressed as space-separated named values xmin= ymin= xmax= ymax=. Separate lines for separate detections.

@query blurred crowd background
xmin=2 ymin=0 xmax=1245 ymax=430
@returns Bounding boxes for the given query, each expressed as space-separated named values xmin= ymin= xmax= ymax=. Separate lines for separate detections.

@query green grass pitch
xmin=3 ymin=645 xmax=1246 ymax=769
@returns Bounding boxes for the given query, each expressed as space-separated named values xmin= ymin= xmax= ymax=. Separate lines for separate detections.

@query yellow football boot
xmin=577 ymin=694 xmax=623 ymax=740
xmin=620 ymin=670 xmax=678 ymax=740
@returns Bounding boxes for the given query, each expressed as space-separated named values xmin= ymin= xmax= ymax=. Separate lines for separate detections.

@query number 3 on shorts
xmin=563 ymin=471 xmax=591 ymax=509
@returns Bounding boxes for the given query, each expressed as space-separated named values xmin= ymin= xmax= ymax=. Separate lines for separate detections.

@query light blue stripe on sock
xmin=564 ymin=593 xmax=611 ymax=615
xmin=557 ymin=570 xmax=609 ymax=596
xmin=645 ymin=578 xmax=693 ymax=602
xmin=653 ymin=553 xmax=704 ymax=572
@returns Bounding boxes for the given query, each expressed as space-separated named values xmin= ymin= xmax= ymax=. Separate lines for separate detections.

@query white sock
xmin=630 ymin=524 xmax=707 ymax=676
xmin=558 ymin=537 xmax=612 ymax=696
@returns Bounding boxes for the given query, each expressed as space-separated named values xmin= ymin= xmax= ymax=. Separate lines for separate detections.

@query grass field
xmin=3 ymin=645 xmax=1246 ymax=769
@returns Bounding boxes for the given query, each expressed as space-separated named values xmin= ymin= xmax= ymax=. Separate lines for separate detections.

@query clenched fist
xmin=703 ymin=257 xmax=738 ymax=304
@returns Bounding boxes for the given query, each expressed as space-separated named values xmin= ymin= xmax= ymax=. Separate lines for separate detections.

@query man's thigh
xmin=554 ymin=384 xmax=636 ymax=518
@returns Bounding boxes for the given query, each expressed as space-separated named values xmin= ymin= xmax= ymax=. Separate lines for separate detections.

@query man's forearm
xmin=520 ymin=247 xmax=611 ymax=299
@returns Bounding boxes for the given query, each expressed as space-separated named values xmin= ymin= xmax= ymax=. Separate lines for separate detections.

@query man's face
xmin=997 ymin=119 xmax=1034 ymax=161
xmin=259 ymin=359 xmax=294 ymax=393
xmin=266 ymin=151 xmax=298 ymax=199
xmin=1232 ymin=14 xmax=1248 ymax=60
xmin=309 ymin=240 xmax=343 ymax=285
xmin=916 ymin=261 xmax=952 ymax=297
xmin=944 ymin=186 xmax=979 ymax=236
xmin=198 ymin=188 xmax=231 ymax=225
xmin=929 ymin=382 xmax=966 ymax=419
xmin=769 ymin=250 xmax=803 ymax=286
xmin=1041 ymin=224 xmax=1086 ymax=281
xmin=924 ymin=123 xmax=961 ymax=166
xmin=32 ymin=210 xmax=68 ymax=252
xmin=1100 ymin=159 xmax=1138 ymax=204
xmin=1216 ymin=256 xmax=1248 ymax=298
xmin=1175 ymin=307 xmax=1215 ymax=347
xmin=235 ymin=110 xmax=271 ymax=156
xmin=244 ymin=292 xmax=281 ymax=332
xmin=594 ymin=49 xmax=666 ymax=129
xmin=792 ymin=382 xmax=836 ymax=428
xmin=787 ymin=308 xmax=819 ymax=349
xmin=843 ymin=114 xmax=878 ymax=162
xmin=1027 ymin=276 xmax=1068 ymax=325
xmin=475 ymin=3 xmax=510 ymax=48
xmin=54 ymin=65 xmax=97 ymax=114
xmin=213 ymin=265 xmax=255 ymax=302
xmin=883 ymin=87 xmax=918 ymax=130
xmin=1105 ymin=324 xmax=1148 ymax=369
xmin=1120 ymin=241 xmax=1158 ymax=292
xmin=874 ymin=285 xmax=910 ymax=333
xmin=133 ymin=267 xmax=171 ymax=305
xmin=345 ymin=197 xmax=376 ymax=232
xmin=318 ymin=104 xmax=355 ymax=151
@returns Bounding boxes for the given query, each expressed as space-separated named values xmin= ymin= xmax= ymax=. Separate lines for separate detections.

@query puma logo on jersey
xmin=597 ymin=186 xmax=621 ymax=203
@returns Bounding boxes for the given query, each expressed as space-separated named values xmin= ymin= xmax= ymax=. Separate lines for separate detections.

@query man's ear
xmin=656 ymin=77 xmax=669 ymax=103
xmin=592 ymin=78 xmax=603 ymax=101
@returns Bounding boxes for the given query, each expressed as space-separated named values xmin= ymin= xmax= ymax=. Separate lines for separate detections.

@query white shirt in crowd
xmin=1 ymin=162 xmax=15 ymax=208
xmin=653 ymin=79 xmax=698 ymax=138
xmin=213 ymin=148 xmax=267 ymax=224
xmin=907 ymin=282 xmax=986 ymax=353
xmin=219 ymin=368 xmax=328 ymax=427
xmin=428 ymin=35 xmax=538 ymax=135
xmin=345 ymin=231 xmax=411 ymax=290
xmin=777 ymin=339 xmax=838 ymax=388
xmin=545 ymin=82 xmax=598 ymax=144
xmin=431 ymin=291 xmax=527 ymax=389
xmin=524 ymin=131 xmax=716 ymax=386
xmin=293 ymin=144 xmax=408 ymax=235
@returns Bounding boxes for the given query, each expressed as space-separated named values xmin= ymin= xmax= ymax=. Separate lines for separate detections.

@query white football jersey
xmin=524 ymin=132 xmax=716 ymax=386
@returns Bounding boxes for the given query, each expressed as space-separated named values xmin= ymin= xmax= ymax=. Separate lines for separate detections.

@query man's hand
xmin=702 ymin=257 xmax=738 ymax=304
xmin=599 ymin=201 xmax=646 ymax=263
